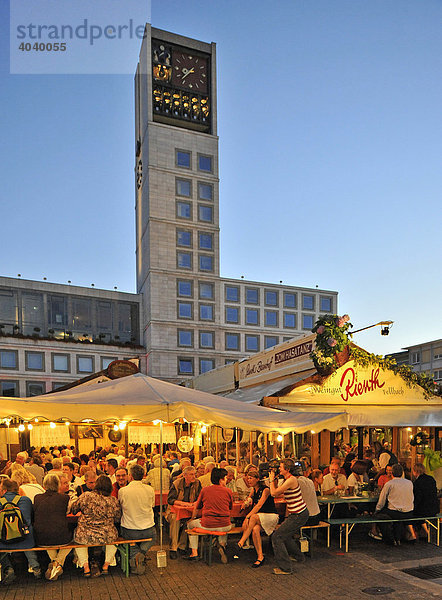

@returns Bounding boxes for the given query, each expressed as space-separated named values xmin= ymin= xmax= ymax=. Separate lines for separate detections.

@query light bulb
xmin=113 ymin=424 xmax=119 ymax=432
xmin=49 ymin=422 xmax=56 ymax=429
xmin=34 ymin=418 xmax=39 ymax=423
xmin=276 ymin=434 xmax=283 ymax=442
xmin=27 ymin=424 xmax=33 ymax=431
xmin=201 ymin=425 xmax=207 ymax=434
xmin=65 ymin=421 xmax=70 ymax=426
xmin=119 ymin=421 xmax=127 ymax=430
xmin=18 ymin=424 xmax=25 ymax=432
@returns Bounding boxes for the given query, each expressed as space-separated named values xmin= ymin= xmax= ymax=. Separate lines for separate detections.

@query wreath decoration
xmin=409 ymin=431 xmax=432 ymax=447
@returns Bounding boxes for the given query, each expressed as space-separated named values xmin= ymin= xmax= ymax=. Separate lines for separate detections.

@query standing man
xmin=375 ymin=463 xmax=414 ymax=545
xmin=412 ymin=463 xmax=438 ymax=537
xmin=269 ymin=459 xmax=309 ymax=575
xmin=118 ymin=464 xmax=156 ymax=575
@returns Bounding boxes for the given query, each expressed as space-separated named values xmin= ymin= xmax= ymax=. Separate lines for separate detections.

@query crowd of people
xmin=0 ymin=438 xmax=439 ymax=583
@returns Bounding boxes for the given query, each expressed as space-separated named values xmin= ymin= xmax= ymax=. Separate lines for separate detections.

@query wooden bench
xmin=185 ymin=527 xmax=242 ymax=565
xmin=300 ymin=521 xmax=331 ymax=556
xmin=0 ymin=537 xmax=153 ymax=578
xmin=326 ymin=514 xmax=441 ymax=552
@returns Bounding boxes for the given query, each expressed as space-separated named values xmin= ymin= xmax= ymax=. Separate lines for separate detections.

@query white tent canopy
xmin=0 ymin=372 xmax=347 ymax=434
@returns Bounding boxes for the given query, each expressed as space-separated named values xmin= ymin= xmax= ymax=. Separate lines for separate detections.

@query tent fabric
xmin=222 ymin=370 xmax=317 ymax=404
xmin=0 ymin=372 xmax=347 ymax=434
xmin=276 ymin=402 xmax=442 ymax=427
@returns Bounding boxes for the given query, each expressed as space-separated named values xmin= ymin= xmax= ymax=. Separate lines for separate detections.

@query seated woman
xmin=10 ymin=465 xmax=44 ymax=502
xmin=33 ymin=473 xmax=72 ymax=580
xmin=70 ymin=475 xmax=121 ymax=577
xmin=347 ymin=460 xmax=368 ymax=495
xmin=237 ymin=470 xmax=279 ymax=568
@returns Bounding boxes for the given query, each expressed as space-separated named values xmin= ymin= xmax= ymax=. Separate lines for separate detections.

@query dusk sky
xmin=1 ymin=1 xmax=441 ymax=356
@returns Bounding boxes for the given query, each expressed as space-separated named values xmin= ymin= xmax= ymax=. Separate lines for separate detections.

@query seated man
xmin=76 ymin=469 xmax=97 ymax=496
xmin=166 ymin=466 xmax=202 ymax=559
xmin=322 ymin=462 xmax=347 ymax=495
xmin=0 ymin=477 xmax=40 ymax=582
xmin=111 ymin=467 xmax=128 ymax=498
xmin=118 ymin=464 xmax=156 ymax=575
xmin=198 ymin=462 xmax=216 ymax=488
xmin=171 ymin=457 xmax=192 ymax=483
xmin=186 ymin=468 xmax=233 ymax=563
xmin=375 ymin=463 xmax=414 ymax=545
xmin=145 ymin=456 xmax=170 ymax=491
xmin=62 ymin=462 xmax=82 ymax=496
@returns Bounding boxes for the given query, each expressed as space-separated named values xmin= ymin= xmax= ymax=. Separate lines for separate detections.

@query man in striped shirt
xmin=269 ymin=459 xmax=309 ymax=575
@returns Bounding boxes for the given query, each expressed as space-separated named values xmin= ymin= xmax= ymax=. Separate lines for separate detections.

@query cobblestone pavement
xmin=2 ymin=534 xmax=441 ymax=600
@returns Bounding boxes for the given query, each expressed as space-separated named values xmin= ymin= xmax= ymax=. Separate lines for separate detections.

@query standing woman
xmin=237 ymin=470 xmax=279 ymax=568
xmin=70 ymin=475 xmax=121 ymax=577
xmin=34 ymin=473 xmax=72 ymax=580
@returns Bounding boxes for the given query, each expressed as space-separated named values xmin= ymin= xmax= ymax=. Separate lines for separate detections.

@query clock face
xmin=171 ymin=52 xmax=208 ymax=93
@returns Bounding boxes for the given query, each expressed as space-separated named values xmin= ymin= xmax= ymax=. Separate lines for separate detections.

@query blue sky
xmin=1 ymin=1 xmax=441 ymax=355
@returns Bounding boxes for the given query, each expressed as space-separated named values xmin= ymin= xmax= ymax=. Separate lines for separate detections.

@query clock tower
xmin=135 ymin=26 xmax=219 ymax=381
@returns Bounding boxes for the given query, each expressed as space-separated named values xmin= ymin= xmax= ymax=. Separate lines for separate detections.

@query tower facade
xmin=135 ymin=27 xmax=338 ymax=382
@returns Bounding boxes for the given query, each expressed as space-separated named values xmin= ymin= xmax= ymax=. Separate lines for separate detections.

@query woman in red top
xmin=186 ymin=468 xmax=233 ymax=562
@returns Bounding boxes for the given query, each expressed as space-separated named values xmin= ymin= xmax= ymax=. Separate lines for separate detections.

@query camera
xmin=258 ymin=459 xmax=280 ymax=480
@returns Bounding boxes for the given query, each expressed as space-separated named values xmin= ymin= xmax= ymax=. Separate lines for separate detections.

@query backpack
xmin=0 ymin=495 xmax=26 ymax=544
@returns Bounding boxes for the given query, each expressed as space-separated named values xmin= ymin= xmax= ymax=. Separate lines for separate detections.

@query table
xmin=171 ymin=498 xmax=287 ymax=521
xmin=318 ymin=494 xmax=379 ymax=519
xmin=155 ymin=491 xmax=168 ymax=506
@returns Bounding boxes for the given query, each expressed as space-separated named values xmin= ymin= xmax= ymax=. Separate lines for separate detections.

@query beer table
xmin=318 ymin=493 xmax=379 ymax=519
xmin=171 ymin=497 xmax=287 ymax=520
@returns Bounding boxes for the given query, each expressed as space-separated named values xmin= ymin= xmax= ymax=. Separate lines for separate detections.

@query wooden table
xmin=171 ymin=498 xmax=287 ymax=521
xmin=318 ymin=494 xmax=379 ymax=519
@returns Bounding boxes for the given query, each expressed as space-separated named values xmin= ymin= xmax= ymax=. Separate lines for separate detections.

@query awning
xmin=0 ymin=372 xmax=347 ymax=434
xmin=222 ymin=370 xmax=316 ymax=404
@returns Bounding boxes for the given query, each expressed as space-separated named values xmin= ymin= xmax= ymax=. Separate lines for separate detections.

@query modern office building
xmin=0 ymin=26 xmax=339 ymax=395
xmin=388 ymin=339 xmax=442 ymax=383
xmin=0 ymin=276 xmax=143 ymax=397
xmin=134 ymin=26 xmax=338 ymax=382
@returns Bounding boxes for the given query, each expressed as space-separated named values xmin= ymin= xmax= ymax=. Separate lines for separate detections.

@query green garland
xmin=310 ymin=314 xmax=441 ymax=399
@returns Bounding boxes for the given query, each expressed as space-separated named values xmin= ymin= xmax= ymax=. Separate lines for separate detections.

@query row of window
xmin=176 ymin=300 xmax=314 ymax=330
xmin=224 ymin=285 xmax=332 ymax=312
xmin=176 ymin=178 xmax=213 ymax=201
xmin=0 ymin=380 xmax=74 ymax=398
xmin=178 ymin=330 xmax=286 ymax=352
xmin=0 ymin=351 xmax=117 ymax=374
xmin=176 ymin=150 xmax=213 ymax=174
xmin=176 ymin=228 xmax=214 ymax=273
xmin=176 ymin=200 xmax=213 ymax=223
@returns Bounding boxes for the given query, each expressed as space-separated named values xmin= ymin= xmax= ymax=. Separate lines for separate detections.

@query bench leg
xmin=345 ymin=524 xmax=349 ymax=553
xmin=117 ymin=544 xmax=130 ymax=577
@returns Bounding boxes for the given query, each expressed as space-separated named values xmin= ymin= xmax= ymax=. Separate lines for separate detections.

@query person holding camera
xmin=269 ymin=459 xmax=309 ymax=575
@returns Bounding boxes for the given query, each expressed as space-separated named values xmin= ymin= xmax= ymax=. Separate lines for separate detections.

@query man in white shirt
xmin=375 ymin=463 xmax=413 ymax=545
xmin=322 ymin=462 xmax=347 ymax=495
xmin=298 ymin=473 xmax=321 ymax=525
xmin=118 ymin=464 xmax=156 ymax=575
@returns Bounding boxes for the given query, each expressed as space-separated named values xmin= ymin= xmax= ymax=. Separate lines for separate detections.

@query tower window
xmin=176 ymin=150 xmax=191 ymax=168
xmin=198 ymin=154 xmax=213 ymax=173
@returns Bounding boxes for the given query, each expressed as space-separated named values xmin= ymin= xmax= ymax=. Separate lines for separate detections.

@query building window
xmin=177 ymin=280 xmax=193 ymax=298
xmin=178 ymin=330 xmax=193 ymax=348
xmin=434 ymin=370 xmax=442 ymax=381
xmin=26 ymin=381 xmax=45 ymax=397
xmin=198 ymin=154 xmax=213 ymax=173
xmin=302 ymin=294 xmax=315 ymax=310
xmin=265 ymin=310 xmax=278 ymax=327
xmin=199 ymin=255 xmax=213 ymax=272
xmin=0 ymin=350 xmax=18 ymax=370
xmin=246 ymin=288 xmax=259 ymax=304
xmin=225 ymin=307 xmax=239 ymax=324
xmin=199 ymin=304 xmax=214 ymax=321
xmin=97 ymin=301 xmax=112 ymax=331
xmin=51 ymin=353 xmax=70 ymax=372
xmin=101 ymin=357 xmax=118 ymax=370
xmin=246 ymin=308 xmax=259 ymax=326
xmin=302 ymin=314 xmax=314 ymax=330
xmin=77 ymin=355 xmax=94 ymax=373
xmin=199 ymin=282 xmax=214 ymax=300
xmin=198 ymin=182 xmax=213 ymax=201
xmin=176 ymin=149 xmax=191 ymax=168
xmin=176 ymin=178 xmax=191 ymax=197
xmin=284 ymin=312 xmax=297 ymax=329
xmin=177 ymin=301 xmax=193 ymax=319
xmin=199 ymin=331 xmax=214 ymax=349
xmin=320 ymin=296 xmax=332 ymax=312
xmin=177 ymin=251 xmax=192 ymax=270
xmin=25 ymin=351 xmax=44 ymax=371
xmin=411 ymin=352 xmax=421 ymax=364
xmin=48 ymin=295 xmax=67 ymax=327
xmin=198 ymin=232 xmax=213 ymax=250
xmin=198 ymin=204 xmax=213 ymax=223
xmin=52 ymin=382 xmax=70 ymax=391
xmin=178 ymin=358 xmax=194 ymax=375
xmin=176 ymin=229 xmax=192 ymax=247
xmin=200 ymin=358 xmax=214 ymax=374
xmin=71 ymin=298 xmax=92 ymax=331
xmin=225 ymin=285 xmax=239 ymax=302
xmin=176 ymin=201 xmax=192 ymax=220
xmin=265 ymin=290 xmax=278 ymax=306
xmin=0 ymin=380 xmax=19 ymax=397
xmin=225 ymin=333 xmax=239 ymax=351
xmin=265 ymin=335 xmax=278 ymax=349
xmin=284 ymin=292 xmax=296 ymax=309
xmin=22 ymin=292 xmax=44 ymax=334
xmin=245 ymin=335 xmax=259 ymax=352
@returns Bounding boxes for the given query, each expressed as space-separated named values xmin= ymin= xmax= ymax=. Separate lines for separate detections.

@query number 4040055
xmin=19 ymin=42 xmax=67 ymax=51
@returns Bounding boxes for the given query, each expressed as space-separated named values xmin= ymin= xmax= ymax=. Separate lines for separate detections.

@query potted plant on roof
xmin=310 ymin=314 xmax=352 ymax=376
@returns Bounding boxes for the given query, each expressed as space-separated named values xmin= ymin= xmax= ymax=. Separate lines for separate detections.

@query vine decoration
xmin=310 ymin=314 xmax=441 ymax=399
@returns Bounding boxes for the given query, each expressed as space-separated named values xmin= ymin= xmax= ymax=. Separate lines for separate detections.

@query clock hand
xmin=181 ymin=67 xmax=195 ymax=82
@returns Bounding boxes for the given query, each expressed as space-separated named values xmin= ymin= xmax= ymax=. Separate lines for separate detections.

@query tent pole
xmin=159 ymin=420 xmax=163 ymax=549
xmin=215 ymin=427 xmax=218 ymax=462
xmin=235 ymin=428 xmax=240 ymax=466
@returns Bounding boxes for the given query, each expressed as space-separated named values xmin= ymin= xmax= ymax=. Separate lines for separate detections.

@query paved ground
xmin=2 ymin=532 xmax=441 ymax=600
